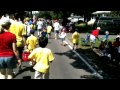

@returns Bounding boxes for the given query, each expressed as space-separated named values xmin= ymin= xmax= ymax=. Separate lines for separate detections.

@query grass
xmin=69 ymin=37 xmax=120 ymax=79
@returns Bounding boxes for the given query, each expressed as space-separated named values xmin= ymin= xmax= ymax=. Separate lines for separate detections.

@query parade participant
xmin=90 ymin=27 xmax=101 ymax=48
xmin=9 ymin=14 xmax=26 ymax=70
xmin=0 ymin=20 xmax=21 ymax=79
xmin=47 ymin=23 xmax=52 ymax=39
xmin=53 ymin=20 xmax=60 ymax=39
xmin=26 ymin=30 xmax=38 ymax=53
xmin=72 ymin=29 xmax=80 ymax=50
xmin=28 ymin=36 xmax=54 ymax=79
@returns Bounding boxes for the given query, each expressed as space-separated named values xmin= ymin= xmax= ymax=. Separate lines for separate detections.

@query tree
xmin=110 ymin=11 xmax=120 ymax=17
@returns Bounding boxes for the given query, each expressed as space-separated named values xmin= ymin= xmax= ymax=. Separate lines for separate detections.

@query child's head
xmin=30 ymin=30 xmax=35 ymax=34
xmin=43 ymin=27 xmax=47 ymax=32
xmin=38 ymin=36 xmax=48 ymax=48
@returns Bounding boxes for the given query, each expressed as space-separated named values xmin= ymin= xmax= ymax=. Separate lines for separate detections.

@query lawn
xmin=69 ymin=37 xmax=120 ymax=79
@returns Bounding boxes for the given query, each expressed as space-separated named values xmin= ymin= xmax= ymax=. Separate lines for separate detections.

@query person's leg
xmin=37 ymin=29 xmax=40 ymax=36
xmin=49 ymin=33 xmax=51 ymax=38
xmin=61 ymin=38 xmax=64 ymax=45
xmin=0 ymin=69 xmax=6 ymax=79
xmin=76 ymin=42 xmax=79 ymax=49
xmin=34 ymin=70 xmax=42 ymax=79
xmin=6 ymin=56 xmax=17 ymax=79
xmin=54 ymin=31 xmax=57 ymax=39
xmin=43 ymin=72 xmax=49 ymax=79
xmin=73 ymin=43 xmax=75 ymax=50
xmin=48 ymin=33 xmax=49 ymax=39
xmin=6 ymin=69 xmax=13 ymax=79
xmin=17 ymin=47 xmax=24 ymax=71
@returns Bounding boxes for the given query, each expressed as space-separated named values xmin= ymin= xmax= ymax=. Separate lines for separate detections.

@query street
xmin=13 ymin=32 xmax=97 ymax=79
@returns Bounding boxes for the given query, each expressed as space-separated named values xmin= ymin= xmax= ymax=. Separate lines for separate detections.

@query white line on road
xmin=64 ymin=40 xmax=103 ymax=79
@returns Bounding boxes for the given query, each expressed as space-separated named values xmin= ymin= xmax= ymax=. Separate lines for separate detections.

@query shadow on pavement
xmin=13 ymin=66 xmax=35 ymax=78
xmin=76 ymin=48 xmax=120 ymax=79
xmin=54 ymin=47 xmax=120 ymax=79
xmin=54 ymin=50 xmax=93 ymax=74
xmin=23 ymin=76 xmax=31 ymax=79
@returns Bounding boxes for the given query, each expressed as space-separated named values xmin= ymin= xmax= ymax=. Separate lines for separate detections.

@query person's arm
xmin=96 ymin=36 xmax=100 ymax=41
xmin=48 ymin=50 xmax=55 ymax=63
xmin=12 ymin=42 xmax=21 ymax=66
xmin=22 ymin=24 xmax=27 ymax=46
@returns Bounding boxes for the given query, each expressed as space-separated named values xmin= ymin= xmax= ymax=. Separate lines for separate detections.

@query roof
xmin=92 ymin=11 xmax=111 ymax=14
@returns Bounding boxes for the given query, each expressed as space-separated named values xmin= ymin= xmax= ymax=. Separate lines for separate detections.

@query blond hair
xmin=0 ymin=25 xmax=4 ymax=33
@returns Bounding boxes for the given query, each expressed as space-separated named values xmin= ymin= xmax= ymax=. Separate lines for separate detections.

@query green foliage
xmin=110 ymin=11 xmax=120 ymax=17
xmin=35 ymin=11 xmax=64 ymax=20
xmin=75 ymin=23 xmax=93 ymax=33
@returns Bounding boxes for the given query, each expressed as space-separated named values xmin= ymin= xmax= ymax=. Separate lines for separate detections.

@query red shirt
xmin=91 ymin=29 xmax=99 ymax=37
xmin=0 ymin=31 xmax=16 ymax=57
xmin=113 ymin=41 xmax=120 ymax=48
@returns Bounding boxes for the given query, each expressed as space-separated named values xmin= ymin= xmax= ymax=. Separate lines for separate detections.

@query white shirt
xmin=37 ymin=21 xmax=43 ymax=29
xmin=59 ymin=32 xmax=66 ymax=38
xmin=53 ymin=22 xmax=60 ymax=31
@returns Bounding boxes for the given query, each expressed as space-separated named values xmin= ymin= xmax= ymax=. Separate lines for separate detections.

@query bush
xmin=75 ymin=23 xmax=93 ymax=33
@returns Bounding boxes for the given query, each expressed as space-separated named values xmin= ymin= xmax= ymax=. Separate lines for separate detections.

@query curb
xmin=64 ymin=36 xmax=104 ymax=79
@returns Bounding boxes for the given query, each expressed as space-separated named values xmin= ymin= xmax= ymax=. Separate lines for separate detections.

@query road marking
xmin=64 ymin=40 xmax=103 ymax=79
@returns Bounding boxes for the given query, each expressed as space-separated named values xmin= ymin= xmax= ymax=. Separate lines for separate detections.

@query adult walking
xmin=9 ymin=14 xmax=26 ymax=70
xmin=53 ymin=20 xmax=61 ymax=39
xmin=90 ymin=27 xmax=101 ymax=48
xmin=0 ymin=20 xmax=21 ymax=79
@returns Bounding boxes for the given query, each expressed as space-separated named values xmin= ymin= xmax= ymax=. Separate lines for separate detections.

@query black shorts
xmin=73 ymin=43 xmax=78 ymax=45
xmin=54 ymin=30 xmax=59 ymax=34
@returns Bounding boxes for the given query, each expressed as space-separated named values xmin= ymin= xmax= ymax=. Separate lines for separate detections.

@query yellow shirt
xmin=30 ymin=24 xmax=36 ymax=30
xmin=9 ymin=21 xmax=26 ymax=47
xmin=26 ymin=35 xmax=38 ymax=52
xmin=28 ymin=47 xmax=54 ymax=73
xmin=47 ymin=25 xmax=52 ymax=33
xmin=72 ymin=32 xmax=80 ymax=43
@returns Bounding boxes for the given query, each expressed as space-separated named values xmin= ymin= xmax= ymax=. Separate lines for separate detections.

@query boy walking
xmin=26 ymin=30 xmax=38 ymax=52
xmin=28 ymin=36 xmax=54 ymax=79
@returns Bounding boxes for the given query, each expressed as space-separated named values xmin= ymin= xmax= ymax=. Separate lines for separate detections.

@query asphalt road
xmin=13 ymin=32 xmax=96 ymax=79
xmin=14 ymin=31 xmax=118 ymax=79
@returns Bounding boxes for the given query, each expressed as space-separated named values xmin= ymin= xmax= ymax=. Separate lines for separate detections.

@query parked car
xmin=93 ymin=17 xmax=120 ymax=34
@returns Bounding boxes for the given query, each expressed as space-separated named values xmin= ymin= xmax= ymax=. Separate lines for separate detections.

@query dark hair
xmin=38 ymin=36 xmax=48 ymax=48
xmin=116 ymin=37 xmax=120 ymax=42
xmin=30 ymin=30 xmax=35 ymax=34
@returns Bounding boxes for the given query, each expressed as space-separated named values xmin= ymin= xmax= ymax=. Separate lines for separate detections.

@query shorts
xmin=0 ymin=56 xmax=17 ymax=69
xmin=90 ymin=34 xmax=96 ymax=43
xmin=34 ymin=70 xmax=49 ymax=79
xmin=61 ymin=38 xmax=65 ymax=41
xmin=54 ymin=30 xmax=59 ymax=34
xmin=38 ymin=29 xmax=42 ymax=32
xmin=73 ymin=43 xmax=78 ymax=45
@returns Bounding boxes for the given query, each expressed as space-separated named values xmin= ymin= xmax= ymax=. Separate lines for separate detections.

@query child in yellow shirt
xmin=47 ymin=23 xmax=52 ymax=39
xmin=26 ymin=30 xmax=38 ymax=53
xmin=72 ymin=29 xmax=80 ymax=50
xmin=28 ymin=36 xmax=54 ymax=79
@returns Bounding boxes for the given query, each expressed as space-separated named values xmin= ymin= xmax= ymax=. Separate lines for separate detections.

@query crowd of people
xmin=0 ymin=13 xmax=120 ymax=79
xmin=0 ymin=14 xmax=57 ymax=79
xmin=0 ymin=13 xmax=73 ymax=79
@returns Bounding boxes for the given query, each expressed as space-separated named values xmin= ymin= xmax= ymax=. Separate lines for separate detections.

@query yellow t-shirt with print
xmin=9 ymin=21 xmax=26 ymax=47
xmin=28 ymin=47 xmax=54 ymax=73
xmin=26 ymin=35 xmax=38 ymax=52
xmin=72 ymin=31 xmax=80 ymax=43
xmin=47 ymin=25 xmax=52 ymax=33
